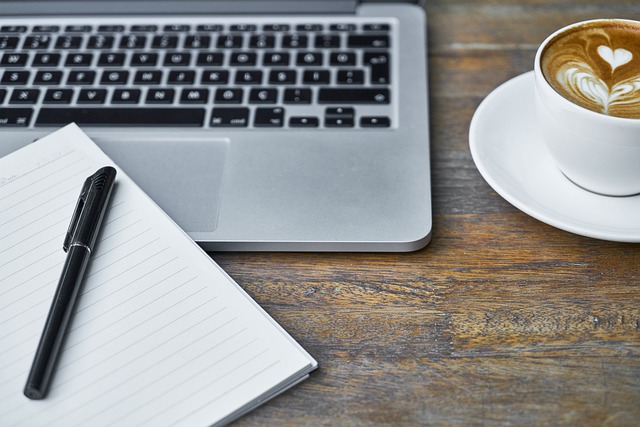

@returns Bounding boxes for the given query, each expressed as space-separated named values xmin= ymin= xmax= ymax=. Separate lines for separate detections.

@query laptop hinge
xmin=0 ymin=1 xmax=358 ymax=16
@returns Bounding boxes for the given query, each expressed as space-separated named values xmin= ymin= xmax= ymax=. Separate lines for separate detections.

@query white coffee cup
xmin=534 ymin=19 xmax=640 ymax=196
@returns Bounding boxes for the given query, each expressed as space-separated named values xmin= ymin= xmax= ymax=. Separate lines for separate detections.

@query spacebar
xmin=36 ymin=108 xmax=205 ymax=127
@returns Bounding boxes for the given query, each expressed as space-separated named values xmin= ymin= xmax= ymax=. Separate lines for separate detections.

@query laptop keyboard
xmin=0 ymin=20 xmax=394 ymax=129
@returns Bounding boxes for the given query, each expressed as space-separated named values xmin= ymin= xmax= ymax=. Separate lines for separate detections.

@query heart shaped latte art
xmin=558 ymin=67 xmax=640 ymax=115
xmin=597 ymin=45 xmax=633 ymax=72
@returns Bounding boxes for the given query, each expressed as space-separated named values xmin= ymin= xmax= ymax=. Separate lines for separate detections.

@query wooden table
xmin=216 ymin=1 xmax=640 ymax=425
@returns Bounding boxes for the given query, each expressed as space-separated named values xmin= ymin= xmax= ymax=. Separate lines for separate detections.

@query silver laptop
xmin=0 ymin=0 xmax=432 ymax=252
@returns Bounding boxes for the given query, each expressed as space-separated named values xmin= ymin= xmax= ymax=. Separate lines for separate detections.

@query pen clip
xmin=63 ymin=177 xmax=91 ymax=252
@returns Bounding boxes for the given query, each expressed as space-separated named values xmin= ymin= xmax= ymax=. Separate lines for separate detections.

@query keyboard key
xmin=315 ymin=34 xmax=341 ymax=48
xmin=34 ymin=71 xmax=63 ymax=85
xmin=65 ymin=25 xmax=92 ymax=32
xmin=282 ymin=34 xmax=308 ymax=48
xmin=235 ymin=70 xmax=263 ymax=85
xmin=361 ymin=116 xmax=390 ymax=127
xmin=120 ymin=34 xmax=146 ymax=49
xmin=1 ymin=53 xmax=28 ymax=67
xmin=164 ymin=52 xmax=192 ymax=66
xmin=364 ymin=52 xmax=390 ymax=84
xmin=22 ymin=35 xmax=52 ymax=49
xmin=214 ymin=88 xmax=243 ymax=104
xmin=112 ymin=88 xmax=141 ymax=104
xmin=337 ymin=69 xmax=364 ymax=85
xmin=330 ymin=24 xmax=356 ymax=32
xmin=0 ymin=25 xmax=27 ymax=33
xmin=201 ymin=69 xmax=229 ymax=85
xmin=32 ymin=53 xmax=61 ymax=66
xmin=283 ymin=88 xmax=312 ymax=104
xmin=230 ymin=52 xmax=257 ymax=66
xmin=146 ymin=88 xmax=175 ymax=104
xmin=330 ymin=51 xmax=356 ymax=66
xmin=363 ymin=23 xmax=390 ymax=31
xmin=67 ymin=70 xmax=96 ymax=85
xmin=296 ymin=24 xmax=323 ymax=31
xmin=297 ymin=52 xmax=323 ymax=66
xmin=269 ymin=69 xmax=297 ymax=84
xmin=249 ymin=88 xmax=278 ymax=104
xmin=196 ymin=24 xmax=223 ymax=32
xmin=263 ymin=52 xmax=290 ymax=66
xmin=0 ymin=89 xmax=5 ymax=103
xmin=36 ymin=108 xmax=205 ymax=126
xmin=289 ymin=116 xmax=319 ymax=127
xmin=98 ymin=53 xmax=126 ymax=66
xmin=32 ymin=25 xmax=60 ymax=33
xmin=134 ymin=70 xmax=163 ymax=84
xmin=77 ymin=89 xmax=107 ymax=104
xmin=197 ymin=52 xmax=224 ymax=66
xmin=0 ymin=108 xmax=33 ymax=126
xmin=65 ymin=53 xmax=93 ymax=67
xmin=10 ymin=89 xmax=40 ymax=104
xmin=164 ymin=24 xmax=191 ymax=32
xmin=1 ymin=71 xmax=30 ymax=85
xmin=43 ymin=89 xmax=74 ymax=104
xmin=168 ymin=70 xmax=195 ymax=84
xmin=87 ymin=35 xmax=115 ymax=49
xmin=131 ymin=25 xmax=158 ymax=32
xmin=55 ymin=35 xmax=83 ymax=49
xmin=100 ymin=70 xmax=129 ymax=85
xmin=303 ymin=70 xmax=330 ymax=84
xmin=184 ymin=35 xmax=211 ymax=49
xmin=254 ymin=107 xmax=284 ymax=127
xmin=152 ymin=34 xmax=178 ymax=48
xmin=130 ymin=52 xmax=158 ymax=66
xmin=325 ymin=107 xmax=354 ymax=127
xmin=318 ymin=88 xmax=390 ymax=104
xmin=98 ymin=25 xmax=125 ymax=32
xmin=263 ymin=24 xmax=290 ymax=32
xmin=249 ymin=34 xmax=275 ymax=48
xmin=217 ymin=34 xmax=243 ymax=49
xmin=180 ymin=88 xmax=209 ymax=104
xmin=0 ymin=36 xmax=19 ymax=49
xmin=348 ymin=35 xmax=389 ymax=48
xmin=230 ymin=24 xmax=256 ymax=32
xmin=209 ymin=108 xmax=249 ymax=127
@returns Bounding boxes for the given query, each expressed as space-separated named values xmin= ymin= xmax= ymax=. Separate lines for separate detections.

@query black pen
xmin=24 ymin=166 xmax=117 ymax=400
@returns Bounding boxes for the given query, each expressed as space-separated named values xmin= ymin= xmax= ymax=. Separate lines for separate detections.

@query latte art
xmin=541 ymin=20 xmax=640 ymax=119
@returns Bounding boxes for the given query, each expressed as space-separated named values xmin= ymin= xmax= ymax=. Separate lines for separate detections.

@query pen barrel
xmin=24 ymin=246 xmax=91 ymax=400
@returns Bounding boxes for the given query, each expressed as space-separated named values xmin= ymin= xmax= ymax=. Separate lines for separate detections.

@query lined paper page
xmin=0 ymin=124 xmax=316 ymax=427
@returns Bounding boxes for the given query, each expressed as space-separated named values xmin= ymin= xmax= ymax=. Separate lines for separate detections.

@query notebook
xmin=0 ymin=0 xmax=432 ymax=252
xmin=0 ymin=124 xmax=317 ymax=426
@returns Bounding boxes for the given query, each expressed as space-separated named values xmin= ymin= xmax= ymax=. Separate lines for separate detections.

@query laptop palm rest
xmin=94 ymin=137 xmax=228 ymax=234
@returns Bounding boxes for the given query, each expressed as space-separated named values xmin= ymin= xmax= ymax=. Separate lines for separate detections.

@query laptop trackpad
xmin=95 ymin=137 xmax=228 ymax=233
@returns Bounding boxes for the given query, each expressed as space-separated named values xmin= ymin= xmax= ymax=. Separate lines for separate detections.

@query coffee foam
xmin=541 ymin=20 xmax=640 ymax=119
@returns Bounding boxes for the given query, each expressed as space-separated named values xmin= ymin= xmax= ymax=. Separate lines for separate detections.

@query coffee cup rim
xmin=534 ymin=18 xmax=640 ymax=123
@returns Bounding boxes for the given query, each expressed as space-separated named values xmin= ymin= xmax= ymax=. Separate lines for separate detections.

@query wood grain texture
xmin=215 ymin=1 xmax=640 ymax=425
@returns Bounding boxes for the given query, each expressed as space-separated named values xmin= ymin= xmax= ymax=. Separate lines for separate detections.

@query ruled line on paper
xmin=0 ymin=217 xmax=66 ymax=257
xmin=0 ymin=200 xmax=75 ymax=241
xmin=56 ymin=309 xmax=234 ymax=393
xmin=145 ymin=348 xmax=275 ymax=427
xmin=72 ymin=260 xmax=183 ymax=322
xmin=103 ymin=336 xmax=261 ymax=427
xmin=59 ymin=279 xmax=204 ymax=366
xmin=0 ymin=231 xmax=64 ymax=270
xmin=0 ymin=161 xmax=90 ymax=215
xmin=173 ymin=358 xmax=281 ymax=427
xmin=0 ymin=149 xmax=75 ymax=191
xmin=82 ymin=238 xmax=164 ymax=281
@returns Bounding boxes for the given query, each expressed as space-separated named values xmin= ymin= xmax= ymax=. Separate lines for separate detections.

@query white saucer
xmin=469 ymin=71 xmax=640 ymax=242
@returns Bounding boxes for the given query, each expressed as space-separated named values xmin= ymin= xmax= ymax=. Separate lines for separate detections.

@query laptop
xmin=0 ymin=0 xmax=432 ymax=252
